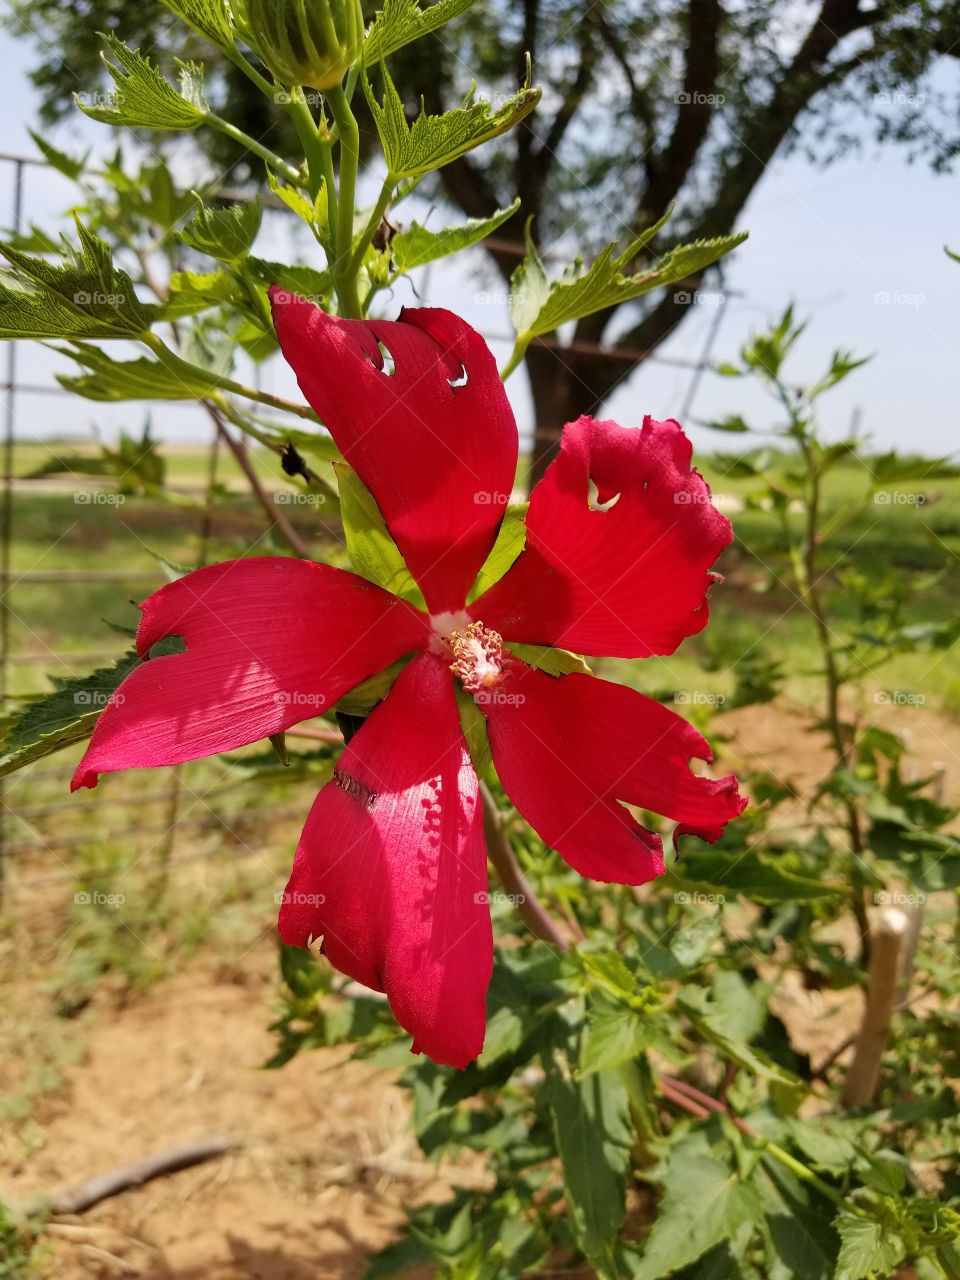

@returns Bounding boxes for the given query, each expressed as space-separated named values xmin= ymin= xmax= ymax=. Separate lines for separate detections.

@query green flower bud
xmin=236 ymin=0 xmax=364 ymax=91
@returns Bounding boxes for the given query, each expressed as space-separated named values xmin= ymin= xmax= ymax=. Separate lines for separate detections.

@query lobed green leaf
xmin=363 ymin=0 xmax=476 ymax=65
xmin=0 ymin=219 xmax=154 ymax=338
xmin=0 ymin=653 xmax=141 ymax=778
xmin=392 ymin=199 xmax=520 ymax=273
xmin=178 ymin=196 xmax=262 ymax=263
xmin=632 ymin=1142 xmax=763 ymax=1279
xmin=504 ymin=212 xmax=746 ymax=373
xmin=833 ymin=1215 xmax=907 ymax=1280
xmin=157 ymin=0 xmax=234 ymax=49
xmin=364 ymin=62 xmax=540 ymax=180
xmin=55 ymin=342 xmax=223 ymax=400
xmin=77 ymin=35 xmax=209 ymax=131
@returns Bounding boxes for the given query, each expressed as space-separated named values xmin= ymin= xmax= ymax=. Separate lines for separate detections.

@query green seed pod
xmin=235 ymin=0 xmax=364 ymax=91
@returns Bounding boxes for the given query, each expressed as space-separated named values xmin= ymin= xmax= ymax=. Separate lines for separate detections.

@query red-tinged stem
xmin=661 ymin=1074 xmax=758 ymax=1138
xmin=659 ymin=1077 xmax=711 ymax=1119
xmin=479 ymin=781 xmax=571 ymax=952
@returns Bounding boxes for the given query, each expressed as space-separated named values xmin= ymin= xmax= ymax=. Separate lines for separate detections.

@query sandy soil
xmin=3 ymin=952 xmax=454 ymax=1279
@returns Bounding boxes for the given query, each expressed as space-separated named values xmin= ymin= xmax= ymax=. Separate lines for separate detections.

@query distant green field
xmin=3 ymin=440 xmax=344 ymax=697
xmin=9 ymin=438 xmax=280 ymax=488
xmin=4 ymin=443 xmax=959 ymax=715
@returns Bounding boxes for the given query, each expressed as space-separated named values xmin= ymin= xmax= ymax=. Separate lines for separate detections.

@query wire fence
xmin=0 ymin=148 xmax=737 ymax=908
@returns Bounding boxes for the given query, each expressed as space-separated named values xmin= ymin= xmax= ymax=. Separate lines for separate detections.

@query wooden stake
xmin=842 ymin=908 xmax=909 ymax=1109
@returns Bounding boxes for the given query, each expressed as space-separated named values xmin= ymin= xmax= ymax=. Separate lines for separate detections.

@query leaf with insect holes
xmin=178 ymin=196 xmax=262 ymax=263
xmin=335 ymin=464 xmax=424 ymax=607
xmin=362 ymin=0 xmax=476 ymax=66
xmin=364 ymin=62 xmax=540 ymax=180
xmin=77 ymin=35 xmax=209 ymax=130
xmin=55 ymin=342 xmax=224 ymax=400
xmin=158 ymin=0 xmax=234 ymax=49
xmin=392 ymin=199 xmax=520 ymax=273
xmin=508 ymin=214 xmax=747 ymax=352
xmin=546 ymin=1066 xmax=633 ymax=1280
xmin=0 ymin=218 xmax=156 ymax=338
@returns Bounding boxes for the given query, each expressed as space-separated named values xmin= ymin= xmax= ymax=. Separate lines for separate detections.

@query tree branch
xmin=641 ymin=0 xmax=723 ymax=223
xmin=534 ymin=9 xmax=601 ymax=165
xmin=202 ymin=401 xmax=311 ymax=559
xmin=595 ymin=11 xmax=658 ymax=162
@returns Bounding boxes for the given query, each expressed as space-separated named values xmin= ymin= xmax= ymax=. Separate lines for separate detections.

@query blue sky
xmin=0 ymin=26 xmax=957 ymax=458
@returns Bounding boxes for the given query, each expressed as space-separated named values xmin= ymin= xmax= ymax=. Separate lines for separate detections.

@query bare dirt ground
xmin=4 ymin=948 xmax=453 ymax=1279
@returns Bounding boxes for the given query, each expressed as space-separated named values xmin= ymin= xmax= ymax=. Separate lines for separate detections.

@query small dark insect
xmin=280 ymin=442 xmax=307 ymax=477
xmin=334 ymin=766 xmax=377 ymax=808
xmin=372 ymin=215 xmax=397 ymax=254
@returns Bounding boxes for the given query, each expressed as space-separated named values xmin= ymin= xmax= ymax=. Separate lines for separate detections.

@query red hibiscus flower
xmin=71 ymin=294 xmax=746 ymax=1068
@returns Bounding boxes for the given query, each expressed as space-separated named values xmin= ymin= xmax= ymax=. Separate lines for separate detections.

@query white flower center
xmin=447 ymin=620 xmax=507 ymax=694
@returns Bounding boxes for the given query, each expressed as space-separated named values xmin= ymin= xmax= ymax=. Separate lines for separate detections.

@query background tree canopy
xmin=7 ymin=0 xmax=960 ymax=479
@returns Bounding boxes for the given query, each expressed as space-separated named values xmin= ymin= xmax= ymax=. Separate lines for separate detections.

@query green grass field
xmin=5 ymin=442 xmax=960 ymax=714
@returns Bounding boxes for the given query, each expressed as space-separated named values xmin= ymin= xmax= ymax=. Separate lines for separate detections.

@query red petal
xmin=482 ymin=664 xmax=746 ymax=883
xmin=270 ymin=292 xmax=518 ymax=614
xmin=471 ymin=415 xmax=732 ymax=657
xmin=278 ymin=652 xmax=492 ymax=1068
xmin=72 ymin=558 xmax=428 ymax=790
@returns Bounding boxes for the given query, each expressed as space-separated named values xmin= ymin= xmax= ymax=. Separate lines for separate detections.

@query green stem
xmin=325 ymin=83 xmax=363 ymax=318
xmin=221 ymin=45 xmax=277 ymax=100
xmin=343 ymin=62 xmax=361 ymax=107
xmin=500 ymin=337 xmax=530 ymax=381
xmin=141 ymin=332 xmax=320 ymax=421
xmin=349 ymin=176 xmax=395 ymax=276
xmin=763 ymin=1143 xmax=853 ymax=1210
xmin=206 ymin=113 xmax=302 ymax=184
xmin=797 ymin=430 xmax=870 ymax=956
xmin=285 ymin=89 xmax=333 ymax=211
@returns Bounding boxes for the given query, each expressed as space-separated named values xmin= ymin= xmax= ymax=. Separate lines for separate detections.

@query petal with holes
xmin=270 ymin=292 xmax=518 ymax=613
xmin=72 ymin=558 xmax=429 ymax=789
xmin=278 ymin=652 xmax=491 ymax=1068
xmin=471 ymin=415 xmax=733 ymax=657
